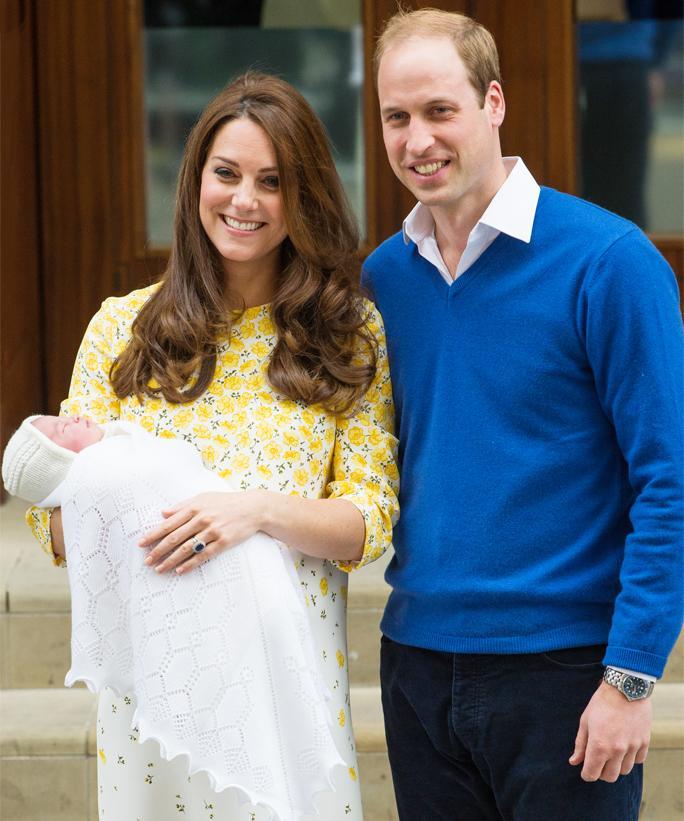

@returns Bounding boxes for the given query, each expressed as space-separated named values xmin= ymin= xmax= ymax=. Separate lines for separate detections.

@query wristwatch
xmin=603 ymin=667 xmax=655 ymax=701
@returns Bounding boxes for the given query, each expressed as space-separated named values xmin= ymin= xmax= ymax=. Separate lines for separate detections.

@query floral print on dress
xmin=27 ymin=285 xmax=398 ymax=573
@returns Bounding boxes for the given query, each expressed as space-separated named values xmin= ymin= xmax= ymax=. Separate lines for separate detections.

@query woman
xmin=27 ymin=72 xmax=399 ymax=820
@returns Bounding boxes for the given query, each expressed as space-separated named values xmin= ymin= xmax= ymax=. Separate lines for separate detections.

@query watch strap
xmin=603 ymin=666 xmax=655 ymax=700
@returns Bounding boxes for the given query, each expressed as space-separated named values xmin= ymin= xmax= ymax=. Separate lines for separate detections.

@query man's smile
xmin=412 ymin=160 xmax=449 ymax=176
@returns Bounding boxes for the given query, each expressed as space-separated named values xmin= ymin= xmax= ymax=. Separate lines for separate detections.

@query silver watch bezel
xmin=603 ymin=667 xmax=654 ymax=701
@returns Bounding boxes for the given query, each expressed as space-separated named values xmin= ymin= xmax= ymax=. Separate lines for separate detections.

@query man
xmin=363 ymin=8 xmax=683 ymax=820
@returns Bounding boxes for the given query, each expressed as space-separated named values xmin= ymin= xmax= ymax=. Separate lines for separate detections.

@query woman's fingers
xmin=138 ymin=506 xmax=193 ymax=548
xmin=141 ymin=514 xmax=198 ymax=565
xmin=174 ymin=543 xmax=215 ymax=575
xmin=153 ymin=532 xmax=212 ymax=573
xmin=154 ymin=519 xmax=258 ymax=574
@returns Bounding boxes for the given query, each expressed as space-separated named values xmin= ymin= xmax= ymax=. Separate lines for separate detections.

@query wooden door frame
xmin=1 ymin=0 xmax=43 ymax=476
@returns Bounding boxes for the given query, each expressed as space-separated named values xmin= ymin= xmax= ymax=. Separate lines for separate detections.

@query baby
xmin=2 ymin=414 xmax=345 ymax=819
xmin=2 ymin=414 xmax=105 ymax=504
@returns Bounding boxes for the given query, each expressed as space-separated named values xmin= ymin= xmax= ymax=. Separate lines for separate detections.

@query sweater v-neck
xmin=411 ymin=230 xmax=517 ymax=301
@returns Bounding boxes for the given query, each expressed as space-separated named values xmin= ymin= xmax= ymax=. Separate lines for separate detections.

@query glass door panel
xmin=144 ymin=0 xmax=364 ymax=247
xmin=576 ymin=0 xmax=683 ymax=233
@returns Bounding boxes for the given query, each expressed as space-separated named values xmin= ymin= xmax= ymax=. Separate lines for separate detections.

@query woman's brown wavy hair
xmin=111 ymin=72 xmax=376 ymax=414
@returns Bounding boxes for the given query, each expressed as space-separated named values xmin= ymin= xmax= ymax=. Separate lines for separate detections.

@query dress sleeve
xmin=325 ymin=304 xmax=400 ymax=572
xmin=26 ymin=297 xmax=124 ymax=565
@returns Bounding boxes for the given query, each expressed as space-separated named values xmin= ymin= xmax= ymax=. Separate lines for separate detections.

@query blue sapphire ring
xmin=190 ymin=536 xmax=205 ymax=554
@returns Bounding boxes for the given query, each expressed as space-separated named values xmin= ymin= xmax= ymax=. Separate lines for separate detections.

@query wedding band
xmin=190 ymin=535 xmax=205 ymax=554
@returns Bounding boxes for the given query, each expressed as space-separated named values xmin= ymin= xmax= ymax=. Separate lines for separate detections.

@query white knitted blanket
xmin=48 ymin=424 xmax=345 ymax=820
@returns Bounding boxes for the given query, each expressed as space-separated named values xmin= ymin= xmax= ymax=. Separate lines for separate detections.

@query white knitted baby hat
xmin=1 ymin=415 xmax=75 ymax=503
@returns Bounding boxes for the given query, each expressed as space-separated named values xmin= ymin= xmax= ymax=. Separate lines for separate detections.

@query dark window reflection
xmin=145 ymin=0 xmax=264 ymax=26
xmin=578 ymin=0 xmax=683 ymax=232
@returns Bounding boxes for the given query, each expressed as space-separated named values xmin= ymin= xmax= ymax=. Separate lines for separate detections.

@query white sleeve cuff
xmin=608 ymin=665 xmax=657 ymax=683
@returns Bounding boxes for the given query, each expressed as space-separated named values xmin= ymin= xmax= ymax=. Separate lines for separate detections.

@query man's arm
xmin=570 ymin=230 xmax=684 ymax=781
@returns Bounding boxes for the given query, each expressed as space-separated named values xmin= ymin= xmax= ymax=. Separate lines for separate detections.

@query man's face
xmin=377 ymin=36 xmax=505 ymax=214
xmin=33 ymin=415 xmax=103 ymax=453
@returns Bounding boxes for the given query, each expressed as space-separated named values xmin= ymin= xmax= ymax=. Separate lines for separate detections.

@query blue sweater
xmin=363 ymin=188 xmax=683 ymax=677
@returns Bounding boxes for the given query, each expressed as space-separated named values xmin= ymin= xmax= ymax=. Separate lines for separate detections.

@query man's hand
xmin=569 ymin=680 xmax=652 ymax=782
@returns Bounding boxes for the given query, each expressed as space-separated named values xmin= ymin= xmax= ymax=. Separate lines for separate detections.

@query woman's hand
xmin=138 ymin=490 xmax=267 ymax=575
xmin=138 ymin=489 xmax=365 ymax=574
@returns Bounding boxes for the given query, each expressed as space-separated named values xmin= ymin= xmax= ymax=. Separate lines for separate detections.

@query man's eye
xmin=387 ymin=112 xmax=407 ymax=122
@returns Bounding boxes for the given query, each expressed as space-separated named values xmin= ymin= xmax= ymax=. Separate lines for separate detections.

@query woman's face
xmin=199 ymin=117 xmax=288 ymax=290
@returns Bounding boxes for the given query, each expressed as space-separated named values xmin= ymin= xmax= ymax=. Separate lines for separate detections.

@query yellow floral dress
xmin=27 ymin=285 xmax=399 ymax=820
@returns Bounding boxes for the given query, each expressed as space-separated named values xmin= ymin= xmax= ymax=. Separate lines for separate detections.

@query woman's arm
xmin=261 ymin=494 xmax=366 ymax=560
xmin=50 ymin=508 xmax=66 ymax=561
xmin=139 ymin=490 xmax=366 ymax=574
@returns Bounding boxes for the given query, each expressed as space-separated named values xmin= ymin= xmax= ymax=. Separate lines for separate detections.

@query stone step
xmin=0 ymin=688 xmax=98 ymax=821
xmin=0 ymin=685 xmax=396 ymax=821
xmin=2 ymin=496 xmax=684 ymax=689
xmin=2 ymin=684 xmax=683 ymax=821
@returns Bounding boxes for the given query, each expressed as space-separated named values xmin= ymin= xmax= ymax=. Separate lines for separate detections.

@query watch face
xmin=622 ymin=676 xmax=649 ymax=699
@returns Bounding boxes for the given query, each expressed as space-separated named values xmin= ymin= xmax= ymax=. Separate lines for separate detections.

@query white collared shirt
xmin=399 ymin=157 xmax=657 ymax=685
xmin=402 ymin=157 xmax=540 ymax=283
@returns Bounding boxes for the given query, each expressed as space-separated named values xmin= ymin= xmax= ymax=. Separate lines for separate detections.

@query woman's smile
xmin=220 ymin=215 xmax=266 ymax=233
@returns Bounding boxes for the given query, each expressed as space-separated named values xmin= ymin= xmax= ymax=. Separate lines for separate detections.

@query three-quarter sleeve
xmin=25 ymin=295 xmax=126 ymax=564
xmin=325 ymin=305 xmax=400 ymax=572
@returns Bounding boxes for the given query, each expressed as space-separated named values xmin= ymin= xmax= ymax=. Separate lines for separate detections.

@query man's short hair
xmin=374 ymin=7 xmax=501 ymax=106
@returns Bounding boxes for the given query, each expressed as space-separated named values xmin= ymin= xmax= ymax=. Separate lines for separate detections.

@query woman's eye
xmin=215 ymin=167 xmax=236 ymax=179
xmin=262 ymin=176 xmax=279 ymax=189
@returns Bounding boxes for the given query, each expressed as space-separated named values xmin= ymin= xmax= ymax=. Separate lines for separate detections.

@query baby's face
xmin=33 ymin=415 xmax=104 ymax=453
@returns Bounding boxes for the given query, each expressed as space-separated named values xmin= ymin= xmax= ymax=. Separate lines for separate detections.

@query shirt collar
xmin=402 ymin=157 xmax=540 ymax=245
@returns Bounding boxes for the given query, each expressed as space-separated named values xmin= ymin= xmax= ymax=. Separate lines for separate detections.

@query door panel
xmin=1 ymin=0 xmax=42 ymax=474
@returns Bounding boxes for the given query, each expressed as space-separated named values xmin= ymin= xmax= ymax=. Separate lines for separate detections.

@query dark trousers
xmin=380 ymin=637 xmax=642 ymax=821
